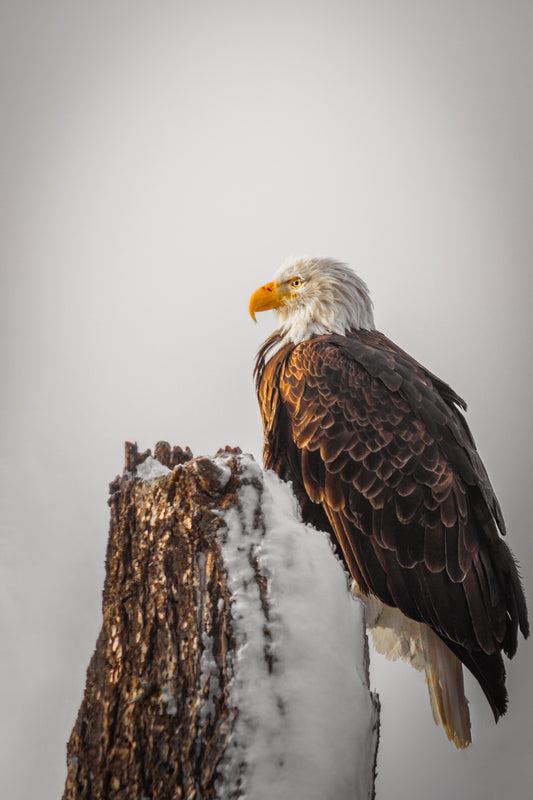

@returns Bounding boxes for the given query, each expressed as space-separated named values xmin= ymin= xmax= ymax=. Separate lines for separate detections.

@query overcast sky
xmin=1 ymin=1 xmax=532 ymax=798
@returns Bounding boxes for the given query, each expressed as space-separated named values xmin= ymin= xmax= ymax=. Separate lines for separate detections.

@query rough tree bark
xmin=63 ymin=442 xmax=380 ymax=800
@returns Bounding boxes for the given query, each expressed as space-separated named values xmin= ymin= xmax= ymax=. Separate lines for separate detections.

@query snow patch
xmin=135 ymin=456 xmax=171 ymax=483
xmin=159 ymin=683 xmax=177 ymax=715
xmin=218 ymin=455 xmax=378 ymax=800
xmin=212 ymin=457 xmax=233 ymax=488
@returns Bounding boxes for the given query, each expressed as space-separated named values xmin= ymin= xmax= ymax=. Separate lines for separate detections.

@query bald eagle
xmin=249 ymin=256 xmax=528 ymax=748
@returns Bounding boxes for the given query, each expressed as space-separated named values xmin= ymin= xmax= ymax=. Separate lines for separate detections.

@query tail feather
xmin=422 ymin=630 xmax=471 ymax=748
xmin=360 ymin=593 xmax=471 ymax=748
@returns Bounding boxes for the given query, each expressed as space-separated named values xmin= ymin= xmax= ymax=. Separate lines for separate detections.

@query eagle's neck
xmin=276 ymin=282 xmax=375 ymax=347
xmin=277 ymin=315 xmax=336 ymax=347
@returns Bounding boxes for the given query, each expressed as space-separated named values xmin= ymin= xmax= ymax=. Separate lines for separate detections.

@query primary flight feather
xmin=249 ymin=256 xmax=528 ymax=748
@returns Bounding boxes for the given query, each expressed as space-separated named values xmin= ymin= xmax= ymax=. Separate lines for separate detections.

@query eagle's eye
xmin=291 ymin=277 xmax=303 ymax=289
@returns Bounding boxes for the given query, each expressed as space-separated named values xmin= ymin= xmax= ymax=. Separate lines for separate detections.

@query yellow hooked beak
xmin=249 ymin=281 xmax=289 ymax=322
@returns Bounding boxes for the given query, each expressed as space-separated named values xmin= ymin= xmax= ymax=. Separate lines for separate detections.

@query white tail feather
xmin=358 ymin=591 xmax=472 ymax=748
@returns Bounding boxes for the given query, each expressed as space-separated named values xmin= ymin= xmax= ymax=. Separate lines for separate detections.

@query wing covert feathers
xmin=255 ymin=329 xmax=529 ymax=741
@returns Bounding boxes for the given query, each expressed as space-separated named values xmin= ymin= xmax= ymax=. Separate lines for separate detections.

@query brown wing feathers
xmin=256 ymin=330 xmax=529 ymax=719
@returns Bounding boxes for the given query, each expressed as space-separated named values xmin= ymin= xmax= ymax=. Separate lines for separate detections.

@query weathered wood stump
xmin=63 ymin=443 xmax=380 ymax=800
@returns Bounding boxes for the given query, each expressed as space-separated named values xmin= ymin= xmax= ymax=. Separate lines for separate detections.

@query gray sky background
xmin=1 ymin=1 xmax=532 ymax=798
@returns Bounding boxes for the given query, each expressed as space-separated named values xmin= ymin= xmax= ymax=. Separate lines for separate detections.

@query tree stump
xmin=63 ymin=443 xmax=380 ymax=800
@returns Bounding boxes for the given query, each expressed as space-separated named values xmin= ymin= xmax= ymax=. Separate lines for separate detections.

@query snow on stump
xmin=63 ymin=442 xmax=380 ymax=800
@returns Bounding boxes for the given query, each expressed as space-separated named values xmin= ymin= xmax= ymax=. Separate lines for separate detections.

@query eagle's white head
xmin=249 ymin=256 xmax=375 ymax=345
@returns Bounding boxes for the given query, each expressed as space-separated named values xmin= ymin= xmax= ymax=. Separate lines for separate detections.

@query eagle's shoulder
xmin=283 ymin=330 xmax=504 ymax=518
xmin=281 ymin=330 xmax=464 ymax=433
